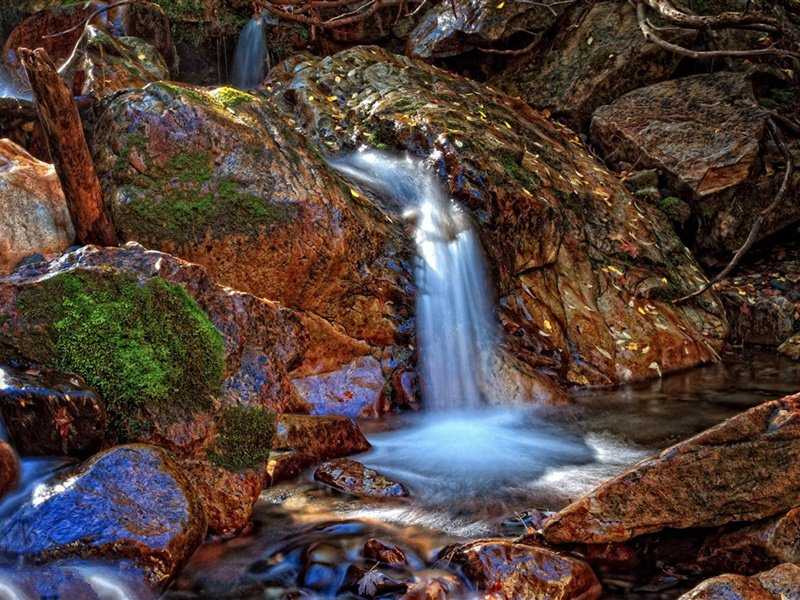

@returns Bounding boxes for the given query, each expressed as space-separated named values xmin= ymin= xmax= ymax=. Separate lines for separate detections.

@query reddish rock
xmin=442 ymin=539 xmax=601 ymax=600
xmin=272 ymin=414 xmax=371 ymax=459
xmin=0 ymin=363 xmax=106 ymax=457
xmin=314 ymin=458 xmax=408 ymax=499
xmin=0 ymin=441 xmax=19 ymax=500
xmin=266 ymin=450 xmax=318 ymax=484
xmin=496 ymin=1 xmax=694 ymax=130
xmin=0 ymin=138 xmax=74 ymax=274
xmin=679 ymin=564 xmax=800 ymax=600
xmin=364 ymin=538 xmax=408 ymax=567
xmin=543 ymin=392 xmax=800 ymax=545
xmin=268 ymin=47 xmax=727 ymax=389
xmin=180 ymin=459 xmax=264 ymax=536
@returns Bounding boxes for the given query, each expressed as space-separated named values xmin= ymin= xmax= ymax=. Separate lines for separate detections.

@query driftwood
xmin=18 ymin=47 xmax=116 ymax=246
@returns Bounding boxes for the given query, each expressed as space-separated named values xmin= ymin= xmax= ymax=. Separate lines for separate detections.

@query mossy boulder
xmin=266 ymin=46 xmax=727 ymax=388
xmin=92 ymin=81 xmax=414 ymax=410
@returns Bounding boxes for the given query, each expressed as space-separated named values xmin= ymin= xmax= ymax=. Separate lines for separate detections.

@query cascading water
xmin=231 ymin=14 xmax=268 ymax=90
xmin=330 ymin=150 xmax=498 ymax=410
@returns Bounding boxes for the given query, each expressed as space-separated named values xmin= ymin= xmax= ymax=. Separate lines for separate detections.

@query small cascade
xmin=231 ymin=15 xmax=268 ymax=89
xmin=330 ymin=149 xmax=499 ymax=410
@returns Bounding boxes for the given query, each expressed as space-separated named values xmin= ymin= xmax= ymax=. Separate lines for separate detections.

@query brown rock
xmin=679 ymin=564 xmax=800 ymax=600
xmin=779 ymin=334 xmax=800 ymax=361
xmin=496 ymin=1 xmax=694 ymax=130
xmin=543 ymin=392 xmax=800 ymax=545
xmin=0 ymin=441 xmax=19 ymax=500
xmin=268 ymin=46 xmax=728 ymax=389
xmin=442 ymin=539 xmax=601 ymax=600
xmin=314 ymin=458 xmax=408 ymax=499
xmin=272 ymin=414 xmax=371 ymax=459
xmin=0 ymin=138 xmax=74 ymax=274
xmin=180 ymin=459 xmax=264 ymax=536
xmin=292 ymin=356 xmax=386 ymax=418
xmin=0 ymin=363 xmax=106 ymax=457
xmin=364 ymin=538 xmax=408 ymax=567
xmin=266 ymin=450 xmax=318 ymax=484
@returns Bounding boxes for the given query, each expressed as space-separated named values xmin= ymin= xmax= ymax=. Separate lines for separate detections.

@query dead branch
xmin=675 ymin=117 xmax=795 ymax=304
xmin=18 ymin=47 xmax=117 ymax=246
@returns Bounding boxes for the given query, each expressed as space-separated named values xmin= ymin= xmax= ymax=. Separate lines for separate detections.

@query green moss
xmin=16 ymin=271 xmax=225 ymax=439
xmin=116 ymin=150 xmax=296 ymax=245
xmin=210 ymin=87 xmax=258 ymax=109
xmin=208 ymin=405 xmax=275 ymax=471
xmin=499 ymin=151 xmax=541 ymax=191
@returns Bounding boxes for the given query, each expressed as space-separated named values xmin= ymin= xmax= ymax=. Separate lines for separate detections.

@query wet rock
xmin=716 ymin=237 xmax=800 ymax=347
xmin=0 ymin=242 xmax=308 ymax=448
xmin=591 ymin=72 xmax=797 ymax=258
xmin=0 ymin=441 xmax=19 ymax=500
xmin=91 ymin=80 xmax=413 ymax=401
xmin=407 ymin=0 xmax=568 ymax=59
xmin=496 ymin=1 xmax=694 ymax=130
xmin=0 ymin=138 xmax=74 ymax=274
xmin=266 ymin=449 xmax=318 ymax=484
xmin=0 ymin=363 xmax=106 ymax=457
xmin=401 ymin=572 xmax=462 ymax=600
xmin=342 ymin=564 xmax=408 ymax=597
xmin=779 ymin=333 xmax=800 ymax=361
xmin=272 ymin=414 xmax=371 ymax=459
xmin=442 ymin=539 xmax=601 ymax=600
xmin=268 ymin=46 xmax=727 ymax=389
xmin=364 ymin=538 xmax=408 ymax=567
xmin=180 ymin=459 xmax=264 ymax=536
xmin=0 ymin=444 xmax=206 ymax=588
xmin=314 ymin=458 xmax=408 ymax=499
xmin=292 ymin=356 xmax=386 ymax=418
xmin=543 ymin=392 xmax=800 ymax=544
xmin=679 ymin=564 xmax=800 ymax=600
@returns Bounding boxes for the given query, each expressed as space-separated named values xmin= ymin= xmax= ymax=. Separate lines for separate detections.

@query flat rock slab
xmin=0 ymin=363 xmax=106 ymax=457
xmin=0 ymin=444 xmax=206 ymax=588
xmin=543 ymin=392 xmax=800 ymax=544
xmin=592 ymin=72 xmax=766 ymax=198
xmin=442 ymin=539 xmax=601 ymax=600
xmin=680 ymin=564 xmax=800 ymax=600
xmin=314 ymin=458 xmax=408 ymax=499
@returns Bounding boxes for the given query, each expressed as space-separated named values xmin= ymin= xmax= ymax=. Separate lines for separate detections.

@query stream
xmin=165 ymin=350 xmax=800 ymax=599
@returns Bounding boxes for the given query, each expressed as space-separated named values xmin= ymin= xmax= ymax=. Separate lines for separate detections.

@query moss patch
xmin=210 ymin=87 xmax=258 ymax=109
xmin=208 ymin=405 xmax=275 ymax=471
xmin=115 ymin=149 xmax=296 ymax=246
xmin=16 ymin=270 xmax=225 ymax=439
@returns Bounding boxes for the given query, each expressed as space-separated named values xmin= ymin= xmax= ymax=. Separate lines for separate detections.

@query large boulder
xmin=0 ymin=363 xmax=107 ymax=457
xmin=267 ymin=46 xmax=727 ymax=389
xmin=91 ymin=81 xmax=413 ymax=408
xmin=0 ymin=444 xmax=206 ymax=588
xmin=679 ymin=564 xmax=800 ymax=600
xmin=0 ymin=138 xmax=74 ymax=274
xmin=543 ymin=392 xmax=800 ymax=544
xmin=495 ymin=1 xmax=693 ymax=130
xmin=590 ymin=72 xmax=799 ymax=259
xmin=407 ymin=0 xmax=569 ymax=60
xmin=442 ymin=540 xmax=601 ymax=600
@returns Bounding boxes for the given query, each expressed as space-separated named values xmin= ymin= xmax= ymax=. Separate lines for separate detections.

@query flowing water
xmin=231 ymin=15 xmax=268 ymax=90
xmin=330 ymin=150 xmax=498 ymax=410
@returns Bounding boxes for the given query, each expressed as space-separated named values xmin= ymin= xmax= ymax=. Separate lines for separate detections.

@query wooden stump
xmin=18 ymin=47 xmax=116 ymax=246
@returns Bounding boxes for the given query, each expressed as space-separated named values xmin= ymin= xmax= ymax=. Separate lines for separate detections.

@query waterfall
xmin=231 ymin=15 xmax=267 ymax=89
xmin=330 ymin=149 xmax=499 ymax=410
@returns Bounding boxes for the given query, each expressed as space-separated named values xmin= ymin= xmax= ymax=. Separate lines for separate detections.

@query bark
xmin=18 ymin=47 xmax=116 ymax=246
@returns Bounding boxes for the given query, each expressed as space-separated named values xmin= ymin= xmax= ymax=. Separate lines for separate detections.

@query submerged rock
xmin=442 ymin=539 xmax=601 ymax=600
xmin=591 ymin=72 xmax=798 ymax=258
xmin=496 ymin=1 xmax=693 ymax=130
xmin=314 ymin=458 xmax=408 ymax=498
xmin=267 ymin=46 xmax=727 ymax=389
xmin=0 ymin=441 xmax=19 ymax=500
xmin=679 ymin=564 xmax=800 ymax=600
xmin=0 ymin=138 xmax=74 ymax=275
xmin=543 ymin=392 xmax=800 ymax=544
xmin=0 ymin=363 xmax=106 ymax=457
xmin=0 ymin=444 xmax=206 ymax=588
